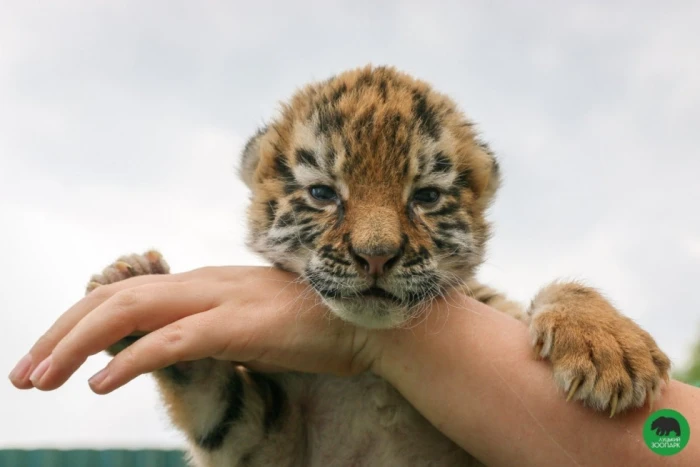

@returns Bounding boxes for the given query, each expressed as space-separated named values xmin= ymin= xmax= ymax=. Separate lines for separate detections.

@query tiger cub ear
xmin=239 ymin=126 xmax=268 ymax=189
xmin=474 ymin=141 xmax=502 ymax=210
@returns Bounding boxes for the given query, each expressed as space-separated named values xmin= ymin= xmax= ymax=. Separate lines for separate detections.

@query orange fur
xmin=82 ymin=66 xmax=671 ymax=466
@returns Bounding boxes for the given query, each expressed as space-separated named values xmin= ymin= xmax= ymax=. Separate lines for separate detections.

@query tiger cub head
xmin=240 ymin=65 xmax=500 ymax=329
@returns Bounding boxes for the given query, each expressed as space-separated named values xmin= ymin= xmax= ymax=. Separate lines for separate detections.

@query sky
xmin=1 ymin=0 xmax=699 ymax=449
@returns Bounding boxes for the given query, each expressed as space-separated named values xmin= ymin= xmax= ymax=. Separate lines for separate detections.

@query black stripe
xmin=412 ymin=91 xmax=441 ymax=140
xmin=400 ymin=158 xmax=409 ymax=179
xmin=248 ymin=373 xmax=287 ymax=433
xmin=274 ymin=154 xmax=293 ymax=179
xmin=476 ymin=138 xmax=494 ymax=157
xmin=318 ymin=269 xmax=358 ymax=279
xmin=437 ymin=220 xmax=469 ymax=232
xmin=113 ymin=336 xmax=193 ymax=385
xmin=406 ymin=202 xmax=416 ymax=223
xmin=402 ymin=256 xmax=426 ymax=268
xmin=299 ymin=226 xmax=321 ymax=245
xmin=445 ymin=186 xmax=463 ymax=199
xmin=275 ymin=212 xmax=296 ymax=228
xmin=296 ymin=148 xmax=319 ymax=168
xmin=404 ymin=286 xmax=439 ymax=306
xmin=266 ymin=200 xmax=278 ymax=225
xmin=330 ymin=83 xmax=347 ymax=103
xmin=341 ymin=138 xmax=354 ymax=172
xmin=432 ymin=236 xmax=458 ymax=251
xmin=378 ymin=78 xmax=389 ymax=101
xmin=492 ymin=156 xmax=501 ymax=176
xmin=269 ymin=232 xmax=306 ymax=249
xmin=431 ymin=152 xmax=452 ymax=173
xmin=353 ymin=110 xmax=375 ymax=140
xmin=322 ymin=257 xmax=352 ymax=267
xmin=354 ymin=71 xmax=375 ymax=89
xmin=335 ymin=202 xmax=345 ymax=227
xmin=325 ymin=147 xmax=337 ymax=168
xmin=454 ymin=168 xmax=473 ymax=189
xmin=160 ymin=362 xmax=193 ymax=385
xmin=317 ymin=110 xmax=344 ymax=135
xmin=313 ymin=286 xmax=343 ymax=299
xmin=426 ymin=202 xmax=460 ymax=217
xmin=385 ymin=113 xmax=402 ymax=143
xmin=197 ymin=371 xmax=245 ymax=450
xmin=274 ymin=155 xmax=299 ymax=194
xmin=417 ymin=151 xmax=428 ymax=176
xmin=318 ymin=245 xmax=352 ymax=266
xmin=290 ymin=197 xmax=325 ymax=214
xmin=306 ymin=272 xmax=343 ymax=299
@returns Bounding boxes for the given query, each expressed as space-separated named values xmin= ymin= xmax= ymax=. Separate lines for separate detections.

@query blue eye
xmin=412 ymin=188 xmax=441 ymax=205
xmin=309 ymin=185 xmax=338 ymax=202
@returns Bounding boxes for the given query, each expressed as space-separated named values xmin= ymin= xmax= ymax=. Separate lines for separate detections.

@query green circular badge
xmin=643 ymin=409 xmax=690 ymax=456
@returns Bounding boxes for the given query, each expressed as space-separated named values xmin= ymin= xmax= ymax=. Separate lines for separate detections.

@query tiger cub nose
xmin=352 ymin=248 xmax=401 ymax=277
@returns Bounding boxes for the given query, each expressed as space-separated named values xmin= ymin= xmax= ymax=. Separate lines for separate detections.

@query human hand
xmin=8 ymin=256 xmax=379 ymax=394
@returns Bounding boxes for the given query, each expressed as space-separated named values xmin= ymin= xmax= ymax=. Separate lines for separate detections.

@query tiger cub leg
xmin=86 ymin=251 xmax=303 ymax=466
xmin=465 ymin=279 xmax=526 ymax=322
xmin=527 ymin=281 xmax=670 ymax=416
xmin=466 ymin=279 xmax=671 ymax=416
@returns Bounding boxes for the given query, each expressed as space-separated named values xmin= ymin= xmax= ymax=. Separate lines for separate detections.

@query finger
xmin=31 ymin=280 xmax=219 ymax=391
xmin=9 ymin=273 xmax=186 ymax=390
xmin=88 ymin=307 xmax=233 ymax=394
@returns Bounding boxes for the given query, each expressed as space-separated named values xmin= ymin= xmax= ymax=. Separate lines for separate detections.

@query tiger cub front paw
xmin=85 ymin=250 xmax=170 ymax=356
xmin=86 ymin=250 xmax=170 ymax=294
xmin=528 ymin=282 xmax=671 ymax=417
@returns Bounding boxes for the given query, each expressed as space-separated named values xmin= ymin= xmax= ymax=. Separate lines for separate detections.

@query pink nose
xmin=355 ymin=253 xmax=400 ymax=277
xmin=358 ymin=254 xmax=391 ymax=276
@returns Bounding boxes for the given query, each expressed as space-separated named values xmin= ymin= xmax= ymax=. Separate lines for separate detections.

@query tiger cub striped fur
xmin=87 ymin=66 xmax=670 ymax=466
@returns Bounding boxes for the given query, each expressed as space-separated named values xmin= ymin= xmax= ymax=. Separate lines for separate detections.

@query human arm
xmin=373 ymin=290 xmax=699 ymax=466
xmin=8 ymin=265 xmax=698 ymax=465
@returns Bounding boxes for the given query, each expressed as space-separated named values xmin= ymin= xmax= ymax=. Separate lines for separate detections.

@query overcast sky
xmin=1 ymin=0 xmax=699 ymax=449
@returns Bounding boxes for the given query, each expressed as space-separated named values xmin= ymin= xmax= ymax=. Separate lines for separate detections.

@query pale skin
xmin=8 ymin=266 xmax=699 ymax=466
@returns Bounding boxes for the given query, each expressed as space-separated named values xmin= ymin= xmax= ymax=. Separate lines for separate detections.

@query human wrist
xmin=367 ymin=296 xmax=459 ymax=384
xmin=368 ymin=326 xmax=405 ymax=382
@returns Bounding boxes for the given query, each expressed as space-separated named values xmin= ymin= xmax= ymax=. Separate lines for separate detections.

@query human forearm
xmin=373 ymin=293 xmax=699 ymax=466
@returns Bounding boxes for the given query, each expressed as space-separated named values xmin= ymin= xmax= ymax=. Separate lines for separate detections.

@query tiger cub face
xmin=240 ymin=65 xmax=500 ymax=329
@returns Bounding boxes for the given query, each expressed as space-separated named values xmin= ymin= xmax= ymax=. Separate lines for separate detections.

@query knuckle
xmin=160 ymin=323 xmax=184 ymax=345
xmin=88 ymin=282 xmax=117 ymax=301
xmin=111 ymin=289 xmax=142 ymax=309
xmin=116 ymin=344 xmax=139 ymax=370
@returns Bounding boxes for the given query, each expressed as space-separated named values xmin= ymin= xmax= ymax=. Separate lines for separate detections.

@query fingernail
xmin=29 ymin=355 xmax=52 ymax=387
xmin=8 ymin=354 xmax=33 ymax=382
xmin=88 ymin=367 xmax=110 ymax=391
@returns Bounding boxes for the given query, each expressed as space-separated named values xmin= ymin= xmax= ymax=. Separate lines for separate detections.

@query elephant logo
xmin=651 ymin=416 xmax=682 ymax=437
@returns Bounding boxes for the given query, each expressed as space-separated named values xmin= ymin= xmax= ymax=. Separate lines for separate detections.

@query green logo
xmin=643 ymin=409 xmax=690 ymax=456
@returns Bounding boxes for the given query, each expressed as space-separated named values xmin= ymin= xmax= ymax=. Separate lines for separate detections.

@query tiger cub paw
xmin=86 ymin=250 xmax=170 ymax=294
xmin=528 ymin=282 xmax=671 ymax=417
xmin=85 ymin=250 xmax=170 ymax=356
